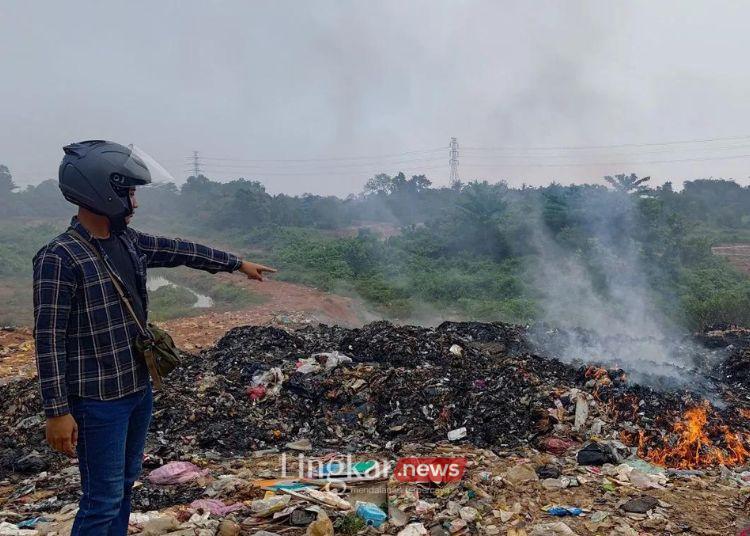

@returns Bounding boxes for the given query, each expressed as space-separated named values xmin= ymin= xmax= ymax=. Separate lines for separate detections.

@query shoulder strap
xmin=68 ymin=229 xmax=148 ymax=336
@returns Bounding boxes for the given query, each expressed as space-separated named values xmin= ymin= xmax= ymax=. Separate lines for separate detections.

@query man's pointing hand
xmin=239 ymin=261 xmax=277 ymax=282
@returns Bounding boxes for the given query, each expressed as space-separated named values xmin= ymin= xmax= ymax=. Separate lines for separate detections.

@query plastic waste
xmin=541 ymin=477 xmax=573 ymax=490
xmin=312 ymin=350 xmax=353 ymax=370
xmin=291 ymin=508 xmax=318 ymax=526
xmin=459 ymin=506 xmax=479 ymax=521
xmin=251 ymin=494 xmax=291 ymax=516
xmin=546 ymin=506 xmax=583 ymax=517
xmin=141 ymin=515 xmax=180 ymax=535
xmin=589 ymin=418 xmax=605 ymax=435
xmin=590 ymin=511 xmax=610 ymax=523
xmin=248 ymin=367 xmax=284 ymax=400
xmin=576 ymin=441 xmax=618 ymax=466
xmin=16 ymin=519 xmax=42 ymax=529
xmin=573 ymin=392 xmax=589 ymax=431
xmin=218 ymin=519 xmax=241 ymax=536
xmin=447 ymin=427 xmax=467 ymax=440
xmin=147 ymin=461 xmax=209 ymax=485
xmin=296 ymin=358 xmax=322 ymax=374
xmin=505 ymin=463 xmax=538 ymax=484
xmin=529 ymin=521 xmax=578 ymax=536
xmin=246 ymin=385 xmax=266 ymax=401
xmin=190 ymin=498 xmax=243 ymax=516
xmin=536 ymin=464 xmax=561 ymax=479
xmin=397 ymin=523 xmax=428 ymax=536
xmin=355 ymin=501 xmax=387 ymax=527
xmin=0 ymin=522 xmax=37 ymax=536
xmin=629 ymin=469 xmax=667 ymax=490
xmin=285 ymin=438 xmax=312 ymax=451
xmin=306 ymin=510 xmax=334 ymax=536
xmin=541 ymin=436 xmax=576 ymax=455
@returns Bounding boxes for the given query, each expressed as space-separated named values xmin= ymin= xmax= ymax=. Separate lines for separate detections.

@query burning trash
xmin=625 ymin=402 xmax=750 ymax=469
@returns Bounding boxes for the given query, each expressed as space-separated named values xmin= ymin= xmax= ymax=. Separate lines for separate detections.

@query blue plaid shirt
xmin=33 ymin=218 xmax=243 ymax=417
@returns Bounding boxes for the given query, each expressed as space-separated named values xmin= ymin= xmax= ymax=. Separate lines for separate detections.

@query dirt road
xmin=160 ymin=275 xmax=368 ymax=351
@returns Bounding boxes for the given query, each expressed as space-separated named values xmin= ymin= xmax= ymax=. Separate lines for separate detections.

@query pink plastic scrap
xmin=147 ymin=461 xmax=210 ymax=485
xmin=190 ymin=498 xmax=244 ymax=516
xmin=246 ymin=385 xmax=267 ymax=401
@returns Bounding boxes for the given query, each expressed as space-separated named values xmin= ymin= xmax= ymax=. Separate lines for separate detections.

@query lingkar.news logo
xmin=281 ymin=454 xmax=467 ymax=484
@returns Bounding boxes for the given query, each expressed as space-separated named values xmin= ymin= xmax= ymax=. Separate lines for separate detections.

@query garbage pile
xmin=1 ymin=320 xmax=750 ymax=534
xmin=144 ymin=321 xmax=574 ymax=460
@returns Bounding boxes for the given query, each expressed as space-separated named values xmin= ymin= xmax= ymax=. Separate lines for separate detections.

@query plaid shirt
xmin=33 ymin=217 xmax=242 ymax=417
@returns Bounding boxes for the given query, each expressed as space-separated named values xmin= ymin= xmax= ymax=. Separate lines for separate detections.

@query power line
xmin=462 ymin=134 xmax=750 ymax=152
xmin=460 ymin=152 xmax=750 ymax=169
xmin=194 ymin=164 xmax=448 ymax=177
xmin=192 ymin=147 xmax=445 ymax=164
xmin=193 ymin=155 xmax=447 ymax=172
xmin=459 ymin=142 xmax=750 ymax=160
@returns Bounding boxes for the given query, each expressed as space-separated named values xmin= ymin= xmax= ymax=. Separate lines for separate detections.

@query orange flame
xmin=637 ymin=402 xmax=750 ymax=468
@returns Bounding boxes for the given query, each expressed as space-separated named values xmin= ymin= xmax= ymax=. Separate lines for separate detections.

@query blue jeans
xmin=70 ymin=384 xmax=152 ymax=536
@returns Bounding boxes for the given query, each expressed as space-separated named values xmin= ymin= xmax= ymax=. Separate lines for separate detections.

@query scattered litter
xmin=190 ymin=498 xmax=244 ymax=516
xmin=447 ymin=427 xmax=467 ymax=441
xmin=355 ymin=501 xmax=387 ymax=527
xmin=546 ymin=505 xmax=583 ymax=517
xmin=621 ymin=495 xmax=659 ymax=514
xmin=146 ymin=461 xmax=209 ymax=485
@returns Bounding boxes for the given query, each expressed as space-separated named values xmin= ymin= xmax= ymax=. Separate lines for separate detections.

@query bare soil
xmin=712 ymin=243 xmax=750 ymax=274
xmin=159 ymin=275 xmax=368 ymax=351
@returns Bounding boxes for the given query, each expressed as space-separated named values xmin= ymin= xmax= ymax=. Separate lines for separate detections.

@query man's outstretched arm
xmin=129 ymin=229 xmax=276 ymax=280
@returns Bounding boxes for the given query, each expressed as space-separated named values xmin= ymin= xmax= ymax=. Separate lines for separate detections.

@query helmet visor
xmin=119 ymin=144 xmax=176 ymax=185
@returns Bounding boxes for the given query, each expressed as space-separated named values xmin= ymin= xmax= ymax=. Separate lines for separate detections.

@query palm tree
xmin=604 ymin=173 xmax=651 ymax=194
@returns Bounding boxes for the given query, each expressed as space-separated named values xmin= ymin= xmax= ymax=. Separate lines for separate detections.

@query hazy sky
xmin=2 ymin=1 xmax=750 ymax=195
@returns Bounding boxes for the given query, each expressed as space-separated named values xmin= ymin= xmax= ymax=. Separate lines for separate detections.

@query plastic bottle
xmin=355 ymin=501 xmax=387 ymax=527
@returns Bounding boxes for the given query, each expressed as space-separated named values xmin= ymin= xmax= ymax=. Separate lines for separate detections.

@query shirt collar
xmin=69 ymin=216 xmax=96 ymax=242
xmin=69 ymin=216 xmax=123 ymax=241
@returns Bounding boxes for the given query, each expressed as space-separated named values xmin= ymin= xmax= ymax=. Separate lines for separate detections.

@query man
xmin=33 ymin=140 xmax=276 ymax=535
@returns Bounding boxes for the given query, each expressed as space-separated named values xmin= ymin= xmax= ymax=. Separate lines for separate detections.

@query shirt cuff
xmin=228 ymin=255 xmax=243 ymax=272
xmin=43 ymin=396 xmax=70 ymax=418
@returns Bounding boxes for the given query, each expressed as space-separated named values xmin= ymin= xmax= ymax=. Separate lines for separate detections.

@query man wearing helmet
xmin=33 ymin=140 xmax=276 ymax=535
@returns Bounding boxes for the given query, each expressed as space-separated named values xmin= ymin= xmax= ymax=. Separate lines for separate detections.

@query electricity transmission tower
xmin=191 ymin=151 xmax=202 ymax=178
xmin=449 ymin=137 xmax=460 ymax=187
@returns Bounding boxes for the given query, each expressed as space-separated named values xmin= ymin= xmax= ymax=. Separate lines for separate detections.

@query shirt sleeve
xmin=129 ymin=229 xmax=243 ymax=273
xmin=33 ymin=248 xmax=77 ymax=418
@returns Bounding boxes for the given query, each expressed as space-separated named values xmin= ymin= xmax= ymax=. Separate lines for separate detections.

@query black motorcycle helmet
xmin=59 ymin=140 xmax=167 ymax=231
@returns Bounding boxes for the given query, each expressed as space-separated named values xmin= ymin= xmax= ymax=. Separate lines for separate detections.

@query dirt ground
xmin=160 ymin=274 xmax=369 ymax=351
xmin=0 ymin=326 xmax=35 ymax=384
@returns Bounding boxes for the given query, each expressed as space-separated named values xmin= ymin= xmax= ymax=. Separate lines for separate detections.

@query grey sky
xmin=2 ymin=1 xmax=750 ymax=195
